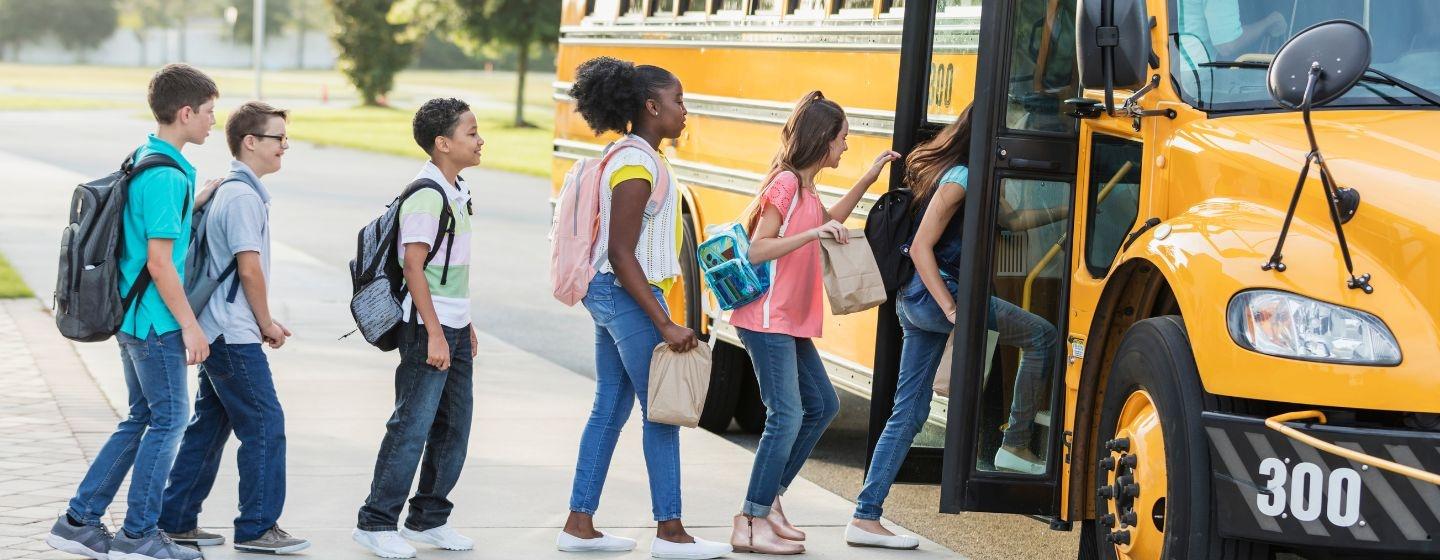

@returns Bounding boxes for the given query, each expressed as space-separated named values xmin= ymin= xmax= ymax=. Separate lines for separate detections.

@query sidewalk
xmin=0 ymin=292 xmax=961 ymax=559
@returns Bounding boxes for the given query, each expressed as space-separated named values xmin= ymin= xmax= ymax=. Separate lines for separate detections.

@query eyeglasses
xmin=250 ymin=133 xmax=289 ymax=147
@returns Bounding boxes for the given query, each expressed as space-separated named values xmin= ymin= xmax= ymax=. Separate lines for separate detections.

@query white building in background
xmin=8 ymin=16 xmax=336 ymax=69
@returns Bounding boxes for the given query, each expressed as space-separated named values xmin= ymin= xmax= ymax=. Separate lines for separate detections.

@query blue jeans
xmin=159 ymin=338 xmax=286 ymax=543
xmin=570 ymin=273 xmax=683 ymax=521
xmin=855 ymin=273 xmax=1056 ymax=520
xmin=67 ymin=330 xmax=189 ymax=538
xmin=735 ymin=328 xmax=840 ymax=518
xmin=357 ymin=323 xmax=474 ymax=532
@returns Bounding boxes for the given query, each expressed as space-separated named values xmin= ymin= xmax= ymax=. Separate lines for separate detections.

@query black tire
xmin=1090 ymin=316 xmax=1263 ymax=560
xmin=734 ymin=372 xmax=767 ymax=434
xmin=699 ymin=341 xmax=748 ymax=433
xmin=1092 ymin=316 xmax=1205 ymax=560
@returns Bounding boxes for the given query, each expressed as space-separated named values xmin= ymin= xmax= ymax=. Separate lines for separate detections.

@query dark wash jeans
xmin=357 ymin=323 xmax=474 ymax=532
xmin=159 ymin=338 xmax=286 ymax=543
xmin=67 ymin=329 xmax=188 ymax=538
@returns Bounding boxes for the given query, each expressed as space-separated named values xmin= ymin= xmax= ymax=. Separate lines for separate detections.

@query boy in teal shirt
xmin=47 ymin=63 xmax=218 ymax=560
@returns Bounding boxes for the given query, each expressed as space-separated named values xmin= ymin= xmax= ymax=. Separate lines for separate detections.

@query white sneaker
xmin=845 ymin=522 xmax=920 ymax=550
xmin=352 ymin=529 xmax=417 ymax=559
xmin=557 ymin=530 xmax=638 ymax=552
xmin=651 ymin=536 xmax=732 ymax=559
xmin=994 ymin=446 xmax=1046 ymax=475
xmin=400 ymin=524 xmax=474 ymax=551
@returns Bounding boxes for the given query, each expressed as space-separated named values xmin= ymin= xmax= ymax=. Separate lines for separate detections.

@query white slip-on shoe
xmin=845 ymin=523 xmax=920 ymax=550
xmin=399 ymin=524 xmax=474 ymax=551
xmin=994 ymin=446 xmax=1046 ymax=475
xmin=557 ymin=531 xmax=638 ymax=552
xmin=651 ymin=536 xmax=733 ymax=559
xmin=352 ymin=529 xmax=417 ymax=559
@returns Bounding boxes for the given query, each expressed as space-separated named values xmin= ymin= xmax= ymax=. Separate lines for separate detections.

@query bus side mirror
xmin=1077 ymin=0 xmax=1150 ymax=112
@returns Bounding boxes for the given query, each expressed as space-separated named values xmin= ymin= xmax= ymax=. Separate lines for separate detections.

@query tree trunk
xmin=514 ymin=41 xmax=530 ymax=128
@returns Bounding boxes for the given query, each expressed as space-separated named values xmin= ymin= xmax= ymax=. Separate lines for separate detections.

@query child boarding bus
xmin=552 ymin=1 xmax=1440 ymax=559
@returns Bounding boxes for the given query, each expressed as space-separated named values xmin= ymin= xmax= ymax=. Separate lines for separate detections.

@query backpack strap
xmin=612 ymin=136 xmax=671 ymax=219
xmin=120 ymin=151 xmax=190 ymax=318
xmin=384 ymin=179 xmax=458 ymax=287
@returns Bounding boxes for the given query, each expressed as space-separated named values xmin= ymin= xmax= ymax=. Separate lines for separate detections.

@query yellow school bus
xmin=554 ymin=1 xmax=1440 ymax=559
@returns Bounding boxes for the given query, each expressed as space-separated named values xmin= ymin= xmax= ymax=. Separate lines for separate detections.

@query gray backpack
xmin=183 ymin=170 xmax=261 ymax=316
xmin=55 ymin=152 xmax=186 ymax=342
xmin=346 ymin=179 xmax=455 ymax=351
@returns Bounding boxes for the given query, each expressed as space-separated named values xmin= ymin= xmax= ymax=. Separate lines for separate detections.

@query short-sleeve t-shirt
xmin=931 ymin=165 xmax=969 ymax=274
xmin=197 ymin=160 xmax=271 ymax=345
xmin=730 ymin=171 xmax=826 ymax=339
xmin=397 ymin=161 xmax=473 ymax=329
xmin=119 ymin=134 xmax=195 ymax=338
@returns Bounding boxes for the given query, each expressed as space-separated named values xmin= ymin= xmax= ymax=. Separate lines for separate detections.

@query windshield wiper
xmin=1198 ymin=60 xmax=1440 ymax=109
xmin=1361 ymin=68 xmax=1440 ymax=109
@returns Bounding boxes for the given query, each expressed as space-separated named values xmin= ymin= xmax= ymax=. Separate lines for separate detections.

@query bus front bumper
xmin=1203 ymin=411 xmax=1440 ymax=556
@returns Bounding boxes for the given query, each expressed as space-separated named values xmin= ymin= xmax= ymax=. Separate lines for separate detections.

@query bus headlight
xmin=1227 ymin=290 xmax=1401 ymax=365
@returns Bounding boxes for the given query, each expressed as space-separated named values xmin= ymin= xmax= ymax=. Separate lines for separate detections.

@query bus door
xmin=938 ymin=0 xmax=1080 ymax=516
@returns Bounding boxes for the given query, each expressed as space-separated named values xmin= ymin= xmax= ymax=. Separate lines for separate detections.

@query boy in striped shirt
xmin=354 ymin=98 xmax=483 ymax=559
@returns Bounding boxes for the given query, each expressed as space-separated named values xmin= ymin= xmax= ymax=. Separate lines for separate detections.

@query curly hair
xmin=568 ymin=57 xmax=677 ymax=135
xmin=412 ymin=97 xmax=472 ymax=155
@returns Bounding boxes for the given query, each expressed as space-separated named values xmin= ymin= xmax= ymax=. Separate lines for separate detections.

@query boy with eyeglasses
xmin=157 ymin=101 xmax=310 ymax=555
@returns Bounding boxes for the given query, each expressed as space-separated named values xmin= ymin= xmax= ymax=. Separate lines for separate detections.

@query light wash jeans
xmin=735 ymin=328 xmax=841 ymax=518
xmin=569 ymin=273 xmax=683 ymax=521
xmin=854 ymin=273 xmax=1056 ymax=520
xmin=67 ymin=330 xmax=189 ymax=538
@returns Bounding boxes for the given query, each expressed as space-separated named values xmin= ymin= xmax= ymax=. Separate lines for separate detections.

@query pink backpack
xmin=549 ymin=137 xmax=671 ymax=306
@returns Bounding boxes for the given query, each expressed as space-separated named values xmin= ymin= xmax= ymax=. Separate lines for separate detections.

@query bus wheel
xmin=1092 ymin=316 xmax=1207 ymax=560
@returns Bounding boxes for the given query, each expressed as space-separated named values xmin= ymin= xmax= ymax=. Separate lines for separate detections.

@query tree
xmin=226 ymin=0 xmax=291 ymax=44
xmin=0 ymin=0 xmax=56 ymax=60
xmin=50 ymin=0 xmax=120 ymax=62
xmin=290 ymin=0 xmax=324 ymax=69
xmin=452 ymin=0 xmax=560 ymax=127
xmin=119 ymin=0 xmax=177 ymax=66
xmin=327 ymin=0 xmax=415 ymax=106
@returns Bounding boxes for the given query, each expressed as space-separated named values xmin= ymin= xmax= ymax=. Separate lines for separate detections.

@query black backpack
xmin=346 ymin=179 xmax=457 ymax=351
xmin=864 ymin=188 xmax=920 ymax=294
xmin=55 ymin=152 xmax=187 ymax=342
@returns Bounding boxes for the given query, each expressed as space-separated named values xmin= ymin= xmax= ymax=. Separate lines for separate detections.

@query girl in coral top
xmin=727 ymin=91 xmax=898 ymax=554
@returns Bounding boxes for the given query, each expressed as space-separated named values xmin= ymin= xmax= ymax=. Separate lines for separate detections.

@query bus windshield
xmin=1169 ymin=0 xmax=1440 ymax=112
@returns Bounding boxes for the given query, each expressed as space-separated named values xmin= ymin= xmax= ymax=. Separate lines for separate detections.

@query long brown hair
xmin=905 ymin=104 xmax=973 ymax=211
xmin=747 ymin=91 xmax=847 ymax=228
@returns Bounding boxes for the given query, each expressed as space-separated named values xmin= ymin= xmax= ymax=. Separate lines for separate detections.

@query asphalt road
xmin=0 ymin=109 xmax=1079 ymax=559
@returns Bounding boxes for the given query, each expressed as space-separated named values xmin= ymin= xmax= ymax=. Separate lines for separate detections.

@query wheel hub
xmin=1098 ymin=390 xmax=1168 ymax=560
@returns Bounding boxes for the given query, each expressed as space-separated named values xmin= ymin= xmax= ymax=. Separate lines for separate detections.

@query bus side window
xmin=1083 ymin=135 xmax=1143 ymax=278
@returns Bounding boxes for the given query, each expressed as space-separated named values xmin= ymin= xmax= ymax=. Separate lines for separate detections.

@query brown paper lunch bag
xmin=933 ymin=328 xmax=1000 ymax=397
xmin=647 ymin=342 xmax=713 ymax=428
xmin=819 ymin=228 xmax=887 ymax=315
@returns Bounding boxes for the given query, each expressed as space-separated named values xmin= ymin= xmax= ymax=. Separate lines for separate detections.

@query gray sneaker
xmin=235 ymin=525 xmax=310 ymax=555
xmin=168 ymin=528 xmax=225 ymax=546
xmin=109 ymin=530 xmax=203 ymax=560
xmin=44 ymin=514 xmax=112 ymax=560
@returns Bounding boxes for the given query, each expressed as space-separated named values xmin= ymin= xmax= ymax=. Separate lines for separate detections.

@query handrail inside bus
xmin=1021 ymin=161 xmax=1133 ymax=311
xmin=1265 ymin=410 xmax=1440 ymax=486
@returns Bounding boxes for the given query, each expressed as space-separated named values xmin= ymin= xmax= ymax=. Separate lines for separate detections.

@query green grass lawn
xmin=0 ymin=95 xmax=133 ymax=111
xmin=1 ymin=63 xmax=559 ymax=177
xmin=0 ymin=253 xmax=32 ymax=299
xmin=285 ymin=105 xmax=554 ymax=177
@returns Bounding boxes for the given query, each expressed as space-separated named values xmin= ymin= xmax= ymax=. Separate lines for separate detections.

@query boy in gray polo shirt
xmin=159 ymin=101 xmax=309 ymax=555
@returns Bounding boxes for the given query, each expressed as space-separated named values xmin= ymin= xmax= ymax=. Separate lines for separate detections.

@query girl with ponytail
xmin=727 ymin=91 xmax=899 ymax=554
xmin=847 ymin=106 xmax=1064 ymax=550
xmin=558 ymin=57 xmax=730 ymax=560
